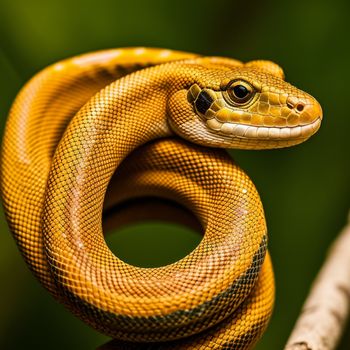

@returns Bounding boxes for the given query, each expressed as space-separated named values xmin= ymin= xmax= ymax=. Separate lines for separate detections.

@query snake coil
xmin=0 ymin=48 xmax=322 ymax=349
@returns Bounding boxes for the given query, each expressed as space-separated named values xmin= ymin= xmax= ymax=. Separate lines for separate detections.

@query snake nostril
xmin=296 ymin=103 xmax=304 ymax=112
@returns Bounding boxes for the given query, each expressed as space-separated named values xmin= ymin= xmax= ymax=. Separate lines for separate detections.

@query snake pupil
xmin=233 ymin=85 xmax=249 ymax=99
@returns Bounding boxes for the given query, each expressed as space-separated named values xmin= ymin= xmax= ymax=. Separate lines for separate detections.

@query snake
xmin=0 ymin=48 xmax=322 ymax=349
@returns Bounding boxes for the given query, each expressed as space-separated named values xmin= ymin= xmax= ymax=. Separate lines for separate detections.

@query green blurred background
xmin=1 ymin=0 xmax=350 ymax=348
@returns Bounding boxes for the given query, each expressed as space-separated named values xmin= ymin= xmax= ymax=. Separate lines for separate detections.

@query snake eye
xmin=226 ymin=80 xmax=255 ymax=105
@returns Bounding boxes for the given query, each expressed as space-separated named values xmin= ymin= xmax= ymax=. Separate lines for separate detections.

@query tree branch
xmin=285 ymin=212 xmax=350 ymax=350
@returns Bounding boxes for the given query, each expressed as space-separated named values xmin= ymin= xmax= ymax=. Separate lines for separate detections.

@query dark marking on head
xmin=195 ymin=91 xmax=213 ymax=114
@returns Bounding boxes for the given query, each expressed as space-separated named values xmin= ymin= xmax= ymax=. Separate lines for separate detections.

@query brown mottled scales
xmin=0 ymin=48 xmax=322 ymax=349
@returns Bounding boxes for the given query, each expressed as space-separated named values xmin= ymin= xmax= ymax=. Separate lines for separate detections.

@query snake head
xmin=168 ymin=59 xmax=322 ymax=149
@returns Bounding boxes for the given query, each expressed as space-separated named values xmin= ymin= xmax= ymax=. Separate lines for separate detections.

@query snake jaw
xmin=187 ymin=80 xmax=322 ymax=149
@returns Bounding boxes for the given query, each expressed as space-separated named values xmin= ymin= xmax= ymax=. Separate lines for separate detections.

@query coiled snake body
xmin=1 ymin=48 xmax=322 ymax=349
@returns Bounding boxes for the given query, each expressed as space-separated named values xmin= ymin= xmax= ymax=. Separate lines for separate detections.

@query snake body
xmin=0 ymin=48 xmax=322 ymax=349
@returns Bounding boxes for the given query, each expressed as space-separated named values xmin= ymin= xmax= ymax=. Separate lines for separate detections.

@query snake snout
xmin=286 ymin=95 xmax=323 ymax=124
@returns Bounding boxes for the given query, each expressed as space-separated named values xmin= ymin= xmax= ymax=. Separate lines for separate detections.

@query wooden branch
xmin=285 ymin=212 xmax=350 ymax=350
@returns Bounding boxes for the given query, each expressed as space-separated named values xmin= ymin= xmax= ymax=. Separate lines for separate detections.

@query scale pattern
xmin=0 ymin=48 xmax=322 ymax=349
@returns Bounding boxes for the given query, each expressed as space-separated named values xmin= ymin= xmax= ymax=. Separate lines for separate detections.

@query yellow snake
xmin=0 ymin=48 xmax=322 ymax=349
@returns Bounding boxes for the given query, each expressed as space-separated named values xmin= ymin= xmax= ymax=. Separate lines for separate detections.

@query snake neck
xmin=44 ymin=64 xmax=193 ymax=240
xmin=60 ymin=67 xmax=179 ymax=163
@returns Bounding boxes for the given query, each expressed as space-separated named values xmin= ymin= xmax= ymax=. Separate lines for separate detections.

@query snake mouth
xmin=204 ymin=117 xmax=321 ymax=140
xmin=187 ymin=84 xmax=322 ymax=141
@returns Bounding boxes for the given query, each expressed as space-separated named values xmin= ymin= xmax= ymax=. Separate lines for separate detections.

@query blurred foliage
xmin=0 ymin=0 xmax=350 ymax=349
